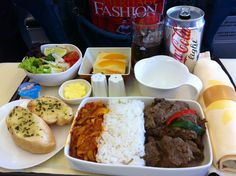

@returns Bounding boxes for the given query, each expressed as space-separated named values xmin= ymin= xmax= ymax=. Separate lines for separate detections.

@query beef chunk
xmin=187 ymin=140 xmax=204 ymax=161
xmin=144 ymin=99 xmax=172 ymax=126
xmin=144 ymin=112 xmax=156 ymax=129
xmin=144 ymin=98 xmax=205 ymax=168
xmin=148 ymin=126 xmax=198 ymax=141
xmin=159 ymin=136 xmax=194 ymax=167
xmin=147 ymin=126 xmax=167 ymax=138
xmin=144 ymin=140 xmax=160 ymax=166
xmin=164 ymin=101 xmax=190 ymax=120
xmin=145 ymin=98 xmax=189 ymax=127
xmin=167 ymin=127 xmax=198 ymax=140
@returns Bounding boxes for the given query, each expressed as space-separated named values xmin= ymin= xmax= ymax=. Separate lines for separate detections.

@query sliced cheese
xmin=100 ymin=52 xmax=127 ymax=61
xmin=93 ymin=52 xmax=128 ymax=74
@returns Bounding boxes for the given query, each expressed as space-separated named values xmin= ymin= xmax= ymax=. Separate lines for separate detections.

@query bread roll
xmin=6 ymin=106 xmax=56 ymax=154
xmin=27 ymin=96 xmax=73 ymax=126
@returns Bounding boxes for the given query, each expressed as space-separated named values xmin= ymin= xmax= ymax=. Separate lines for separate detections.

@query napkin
xmin=194 ymin=53 xmax=236 ymax=173
xmin=193 ymin=54 xmax=236 ymax=109
xmin=205 ymin=100 xmax=236 ymax=172
xmin=194 ymin=58 xmax=234 ymax=91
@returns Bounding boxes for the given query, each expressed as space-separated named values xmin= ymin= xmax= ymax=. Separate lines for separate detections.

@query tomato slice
xmin=63 ymin=51 xmax=80 ymax=66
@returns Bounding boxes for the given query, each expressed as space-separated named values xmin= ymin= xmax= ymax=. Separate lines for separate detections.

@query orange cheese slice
xmin=93 ymin=52 xmax=127 ymax=74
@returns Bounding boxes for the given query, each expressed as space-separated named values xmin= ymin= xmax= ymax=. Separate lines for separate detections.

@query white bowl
xmin=64 ymin=97 xmax=213 ymax=176
xmin=78 ymin=47 xmax=131 ymax=80
xmin=134 ymin=55 xmax=202 ymax=100
xmin=58 ymin=79 xmax=91 ymax=105
xmin=23 ymin=44 xmax=82 ymax=86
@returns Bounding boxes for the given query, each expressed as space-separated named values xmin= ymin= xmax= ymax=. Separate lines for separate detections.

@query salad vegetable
xmin=45 ymin=54 xmax=55 ymax=62
xmin=44 ymin=47 xmax=67 ymax=57
xmin=19 ymin=57 xmax=51 ymax=74
xmin=19 ymin=56 xmax=69 ymax=74
xmin=19 ymin=45 xmax=80 ymax=74
xmin=63 ymin=51 xmax=80 ymax=66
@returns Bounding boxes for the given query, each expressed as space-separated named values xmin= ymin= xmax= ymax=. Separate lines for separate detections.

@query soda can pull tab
xmin=179 ymin=7 xmax=191 ymax=20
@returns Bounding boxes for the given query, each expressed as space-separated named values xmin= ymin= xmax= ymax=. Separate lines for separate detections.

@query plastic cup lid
xmin=18 ymin=82 xmax=42 ymax=99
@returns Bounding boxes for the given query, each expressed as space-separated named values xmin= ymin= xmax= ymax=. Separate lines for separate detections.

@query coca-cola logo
xmin=171 ymin=27 xmax=191 ymax=63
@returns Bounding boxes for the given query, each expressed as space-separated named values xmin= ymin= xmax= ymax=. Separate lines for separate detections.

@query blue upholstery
xmin=13 ymin=0 xmax=69 ymax=44
xmin=12 ymin=0 xmax=236 ymax=54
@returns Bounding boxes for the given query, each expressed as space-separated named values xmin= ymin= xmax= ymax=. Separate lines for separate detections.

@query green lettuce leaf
xmin=19 ymin=57 xmax=52 ymax=74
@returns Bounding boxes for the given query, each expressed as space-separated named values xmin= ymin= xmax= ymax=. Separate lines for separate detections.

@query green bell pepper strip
xmin=170 ymin=119 xmax=205 ymax=135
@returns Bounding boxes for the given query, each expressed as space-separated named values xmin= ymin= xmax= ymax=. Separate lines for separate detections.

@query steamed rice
xmin=96 ymin=99 xmax=145 ymax=165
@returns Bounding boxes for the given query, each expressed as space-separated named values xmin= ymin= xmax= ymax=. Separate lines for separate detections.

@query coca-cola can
xmin=164 ymin=6 xmax=205 ymax=72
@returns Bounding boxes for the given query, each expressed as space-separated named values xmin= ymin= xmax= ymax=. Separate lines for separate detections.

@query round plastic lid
xmin=18 ymin=82 xmax=42 ymax=99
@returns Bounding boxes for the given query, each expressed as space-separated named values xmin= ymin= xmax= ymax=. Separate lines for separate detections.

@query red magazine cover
xmin=88 ymin=0 xmax=165 ymax=34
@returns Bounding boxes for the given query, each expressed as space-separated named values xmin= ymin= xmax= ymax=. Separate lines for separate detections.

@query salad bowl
xmin=20 ymin=44 xmax=82 ymax=86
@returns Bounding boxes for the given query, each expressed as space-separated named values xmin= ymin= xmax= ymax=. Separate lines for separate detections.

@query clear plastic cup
xmin=131 ymin=11 xmax=164 ymax=66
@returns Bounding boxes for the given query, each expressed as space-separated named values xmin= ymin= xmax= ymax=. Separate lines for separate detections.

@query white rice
xmin=96 ymin=99 xmax=145 ymax=165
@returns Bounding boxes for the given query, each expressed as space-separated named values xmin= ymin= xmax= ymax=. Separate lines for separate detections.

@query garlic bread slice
xmin=6 ymin=106 xmax=56 ymax=154
xmin=27 ymin=96 xmax=73 ymax=126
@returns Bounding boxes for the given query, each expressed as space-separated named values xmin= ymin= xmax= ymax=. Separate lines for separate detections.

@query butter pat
xmin=63 ymin=82 xmax=87 ymax=99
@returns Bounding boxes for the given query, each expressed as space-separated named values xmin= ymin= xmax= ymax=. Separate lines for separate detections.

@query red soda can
xmin=164 ymin=6 xmax=205 ymax=72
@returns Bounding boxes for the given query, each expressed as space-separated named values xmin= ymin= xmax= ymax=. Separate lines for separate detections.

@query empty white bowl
xmin=134 ymin=55 xmax=202 ymax=100
xmin=58 ymin=79 xmax=91 ymax=105
xmin=22 ymin=44 xmax=82 ymax=86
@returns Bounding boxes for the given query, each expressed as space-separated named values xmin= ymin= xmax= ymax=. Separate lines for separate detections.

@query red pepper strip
xmin=166 ymin=109 xmax=197 ymax=126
